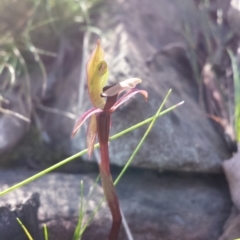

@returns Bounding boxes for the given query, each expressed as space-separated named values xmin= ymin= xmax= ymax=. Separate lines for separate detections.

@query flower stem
xmin=97 ymin=112 xmax=122 ymax=240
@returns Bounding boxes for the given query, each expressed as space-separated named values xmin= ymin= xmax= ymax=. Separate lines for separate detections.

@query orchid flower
xmin=72 ymin=40 xmax=148 ymax=240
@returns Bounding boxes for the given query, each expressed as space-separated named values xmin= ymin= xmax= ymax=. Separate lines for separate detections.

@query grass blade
xmin=73 ymin=180 xmax=84 ymax=240
xmin=16 ymin=218 xmax=33 ymax=240
xmin=114 ymin=89 xmax=173 ymax=185
xmin=228 ymin=49 xmax=240 ymax=143
xmin=43 ymin=224 xmax=49 ymax=240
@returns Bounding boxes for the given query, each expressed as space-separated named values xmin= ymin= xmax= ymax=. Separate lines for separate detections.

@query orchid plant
xmin=72 ymin=39 xmax=148 ymax=240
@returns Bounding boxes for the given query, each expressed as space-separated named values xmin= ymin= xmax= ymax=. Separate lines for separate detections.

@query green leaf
xmin=43 ymin=224 xmax=48 ymax=240
xmin=228 ymin=49 xmax=240 ymax=143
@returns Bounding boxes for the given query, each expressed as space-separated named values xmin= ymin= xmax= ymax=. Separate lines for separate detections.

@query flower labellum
xmin=101 ymin=78 xmax=142 ymax=97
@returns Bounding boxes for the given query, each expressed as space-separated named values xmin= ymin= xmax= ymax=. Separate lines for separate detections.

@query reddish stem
xmin=97 ymin=112 xmax=122 ymax=240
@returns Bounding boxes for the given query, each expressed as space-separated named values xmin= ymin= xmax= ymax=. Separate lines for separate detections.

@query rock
xmin=220 ymin=149 xmax=240 ymax=240
xmin=219 ymin=207 xmax=240 ymax=240
xmin=0 ymin=192 xmax=40 ymax=240
xmin=0 ymin=168 xmax=232 ymax=239
xmin=34 ymin=38 xmax=81 ymax=154
xmin=222 ymin=148 xmax=240 ymax=211
xmin=0 ymin=91 xmax=29 ymax=165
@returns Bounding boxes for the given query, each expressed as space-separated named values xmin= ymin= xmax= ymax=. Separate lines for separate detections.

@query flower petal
xmin=101 ymin=78 xmax=142 ymax=97
xmin=86 ymin=114 xmax=97 ymax=158
xmin=87 ymin=40 xmax=108 ymax=109
xmin=109 ymin=89 xmax=148 ymax=112
xmin=71 ymin=108 xmax=102 ymax=137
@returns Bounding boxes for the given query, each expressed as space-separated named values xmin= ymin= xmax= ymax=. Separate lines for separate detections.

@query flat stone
xmin=0 ymin=168 xmax=232 ymax=240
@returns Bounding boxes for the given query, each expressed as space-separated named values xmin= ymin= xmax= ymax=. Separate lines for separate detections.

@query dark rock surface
xmin=0 ymin=168 xmax=232 ymax=240
xmin=220 ymin=147 xmax=240 ymax=240
xmin=0 ymin=192 xmax=40 ymax=240
xmin=223 ymin=150 xmax=240 ymax=211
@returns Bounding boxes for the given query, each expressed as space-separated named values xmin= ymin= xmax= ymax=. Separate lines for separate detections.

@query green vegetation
xmin=43 ymin=224 xmax=49 ymax=240
xmin=228 ymin=49 xmax=240 ymax=143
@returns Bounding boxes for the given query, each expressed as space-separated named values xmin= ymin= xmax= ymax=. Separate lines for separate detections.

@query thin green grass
xmin=73 ymin=175 xmax=101 ymax=239
xmin=228 ymin=49 xmax=240 ymax=143
xmin=73 ymin=180 xmax=85 ymax=240
xmin=17 ymin=210 xmax=48 ymax=240
xmin=114 ymin=89 xmax=174 ymax=185
xmin=16 ymin=218 xmax=33 ymax=240
xmin=18 ymin=217 xmax=49 ymax=240
xmin=43 ymin=224 xmax=49 ymax=240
